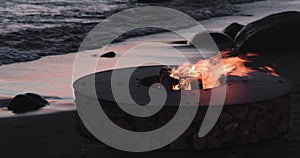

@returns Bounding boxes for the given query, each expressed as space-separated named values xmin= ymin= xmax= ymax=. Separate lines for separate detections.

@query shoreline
xmin=0 ymin=0 xmax=254 ymax=67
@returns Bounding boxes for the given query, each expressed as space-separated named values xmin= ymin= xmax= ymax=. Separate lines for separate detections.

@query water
xmin=0 ymin=0 xmax=130 ymax=33
xmin=0 ymin=0 xmax=251 ymax=67
xmin=0 ymin=0 xmax=133 ymax=65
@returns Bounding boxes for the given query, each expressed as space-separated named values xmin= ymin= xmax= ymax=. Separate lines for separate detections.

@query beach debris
xmin=235 ymin=11 xmax=300 ymax=53
xmin=100 ymin=51 xmax=116 ymax=58
xmin=7 ymin=93 xmax=48 ymax=113
xmin=223 ymin=22 xmax=244 ymax=40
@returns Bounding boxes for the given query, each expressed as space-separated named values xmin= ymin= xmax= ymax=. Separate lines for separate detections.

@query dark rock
xmin=211 ymin=127 xmax=222 ymax=137
xmin=227 ymin=106 xmax=249 ymax=120
xmin=273 ymin=97 xmax=290 ymax=116
xmin=267 ymin=113 xmax=280 ymax=128
xmin=279 ymin=115 xmax=290 ymax=134
xmin=253 ymin=102 xmax=268 ymax=111
xmin=223 ymin=22 xmax=244 ymax=40
xmin=224 ymin=122 xmax=239 ymax=133
xmin=234 ymin=133 xmax=248 ymax=145
xmin=193 ymin=108 xmax=205 ymax=124
xmin=222 ymin=132 xmax=235 ymax=143
xmin=7 ymin=93 xmax=48 ymax=113
xmin=190 ymin=32 xmax=235 ymax=51
xmin=207 ymin=136 xmax=222 ymax=148
xmin=218 ymin=112 xmax=234 ymax=125
xmin=181 ymin=128 xmax=195 ymax=137
xmin=25 ymin=93 xmax=48 ymax=105
xmin=100 ymin=51 xmax=116 ymax=58
xmin=170 ymin=138 xmax=189 ymax=150
xmin=137 ymin=0 xmax=171 ymax=3
xmin=229 ymin=0 xmax=259 ymax=4
xmin=135 ymin=118 xmax=149 ymax=132
xmin=238 ymin=122 xmax=255 ymax=131
xmin=247 ymin=132 xmax=260 ymax=144
xmin=169 ymin=40 xmax=188 ymax=45
xmin=248 ymin=109 xmax=265 ymax=122
xmin=115 ymin=119 xmax=130 ymax=130
xmin=193 ymin=134 xmax=207 ymax=149
xmin=256 ymin=119 xmax=279 ymax=140
xmin=235 ymin=11 xmax=300 ymax=53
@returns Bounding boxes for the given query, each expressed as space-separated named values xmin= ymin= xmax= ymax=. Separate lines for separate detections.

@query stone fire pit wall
xmin=170 ymin=95 xmax=290 ymax=150
xmin=75 ymin=92 xmax=290 ymax=150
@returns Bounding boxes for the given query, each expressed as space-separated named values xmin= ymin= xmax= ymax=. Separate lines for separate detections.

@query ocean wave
xmin=0 ymin=0 xmax=242 ymax=66
xmin=0 ymin=24 xmax=97 ymax=65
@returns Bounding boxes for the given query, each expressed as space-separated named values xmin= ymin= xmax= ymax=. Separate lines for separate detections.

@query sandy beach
xmin=1 ymin=0 xmax=300 ymax=157
xmin=0 ymin=96 xmax=300 ymax=158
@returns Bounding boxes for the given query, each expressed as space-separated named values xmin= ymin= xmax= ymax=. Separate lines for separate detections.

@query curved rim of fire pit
xmin=73 ymin=65 xmax=292 ymax=106
xmin=74 ymin=65 xmax=292 ymax=150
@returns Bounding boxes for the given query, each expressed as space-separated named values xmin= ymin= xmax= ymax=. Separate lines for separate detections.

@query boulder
xmin=190 ymin=32 xmax=235 ymax=51
xmin=7 ymin=93 xmax=48 ymax=113
xmin=235 ymin=11 xmax=300 ymax=53
xmin=100 ymin=51 xmax=116 ymax=58
xmin=25 ymin=93 xmax=48 ymax=105
xmin=223 ymin=22 xmax=244 ymax=40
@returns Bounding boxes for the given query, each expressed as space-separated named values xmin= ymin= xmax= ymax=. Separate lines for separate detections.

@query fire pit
xmin=74 ymin=64 xmax=292 ymax=150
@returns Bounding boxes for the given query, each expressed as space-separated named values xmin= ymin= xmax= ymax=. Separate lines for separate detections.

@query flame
xmin=172 ymin=84 xmax=181 ymax=91
xmin=259 ymin=66 xmax=279 ymax=77
xmin=169 ymin=51 xmax=279 ymax=90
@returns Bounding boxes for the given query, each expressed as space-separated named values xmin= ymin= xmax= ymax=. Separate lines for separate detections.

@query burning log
xmin=138 ymin=50 xmax=279 ymax=92
xmin=159 ymin=66 xmax=180 ymax=91
xmin=165 ymin=51 xmax=280 ymax=91
xmin=160 ymin=66 xmax=203 ymax=91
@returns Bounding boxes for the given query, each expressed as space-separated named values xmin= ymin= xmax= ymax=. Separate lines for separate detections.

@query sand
xmin=0 ymin=93 xmax=299 ymax=158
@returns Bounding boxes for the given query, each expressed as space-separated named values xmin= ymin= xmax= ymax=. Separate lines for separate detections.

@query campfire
xmin=155 ymin=51 xmax=279 ymax=91
xmin=74 ymin=49 xmax=291 ymax=150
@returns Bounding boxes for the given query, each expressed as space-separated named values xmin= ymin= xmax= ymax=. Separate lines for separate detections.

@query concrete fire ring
xmin=74 ymin=65 xmax=292 ymax=150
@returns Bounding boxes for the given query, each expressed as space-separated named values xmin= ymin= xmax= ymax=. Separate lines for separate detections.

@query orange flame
xmin=172 ymin=84 xmax=181 ymax=91
xmin=169 ymin=51 xmax=279 ymax=90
